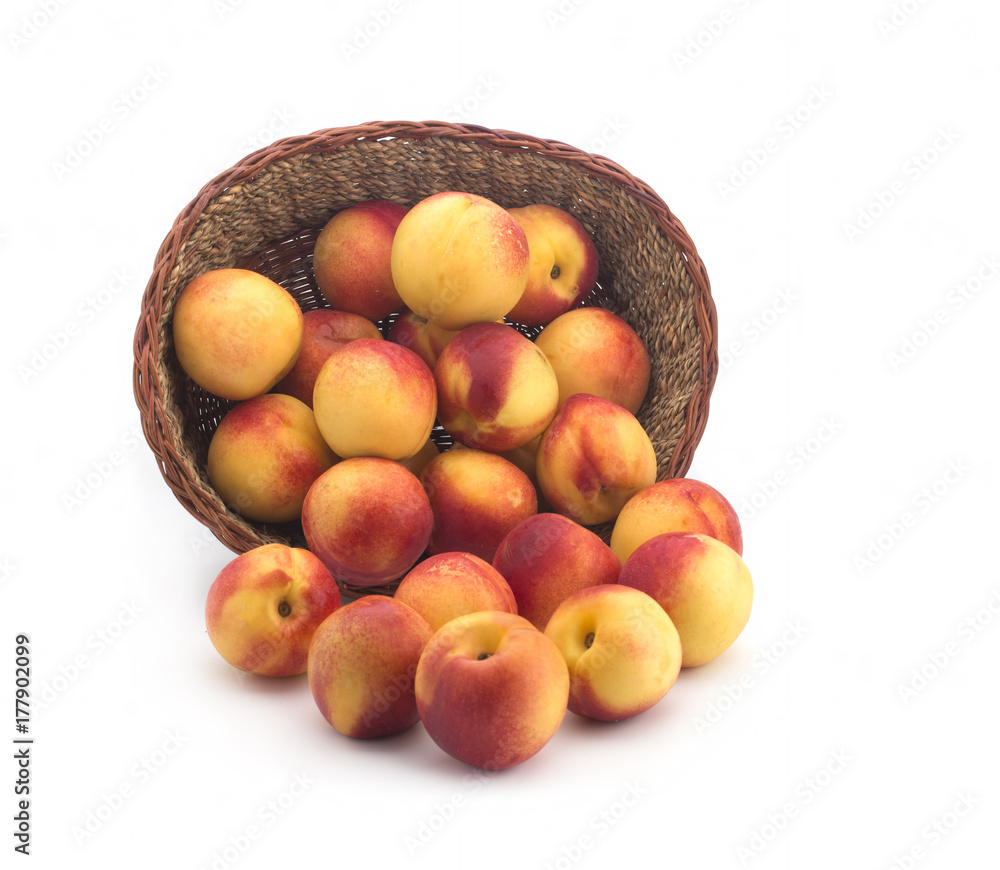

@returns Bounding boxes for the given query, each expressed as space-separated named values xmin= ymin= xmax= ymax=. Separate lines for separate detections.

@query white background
xmin=3 ymin=0 xmax=998 ymax=867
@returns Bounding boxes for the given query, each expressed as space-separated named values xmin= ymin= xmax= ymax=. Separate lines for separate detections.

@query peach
xmin=415 ymin=611 xmax=569 ymax=769
xmin=172 ymin=268 xmax=303 ymax=401
xmin=492 ymin=513 xmax=621 ymax=631
xmin=544 ymin=584 xmax=682 ymax=721
xmin=205 ymin=544 xmax=342 ymax=677
xmin=312 ymin=338 xmax=437 ymax=460
xmin=435 ymin=322 xmax=559 ymax=452
xmin=505 ymin=204 xmax=599 ymax=326
xmin=536 ymin=393 xmax=657 ymax=526
xmin=207 ymin=393 xmax=337 ymax=523
xmin=618 ymin=532 xmax=753 ymax=667
xmin=308 ymin=596 xmax=432 ymax=738
xmin=273 ymin=309 xmax=382 ymax=408
xmin=420 ymin=448 xmax=537 ymax=562
xmin=390 ymin=191 xmax=530 ymax=330
xmin=312 ymin=199 xmax=408 ymax=321
xmin=609 ymin=478 xmax=743 ymax=564
xmin=387 ymin=308 xmax=440 ymax=370
xmin=302 ymin=457 xmax=433 ymax=587
xmin=534 ymin=307 xmax=650 ymax=414
xmin=394 ymin=552 xmax=517 ymax=632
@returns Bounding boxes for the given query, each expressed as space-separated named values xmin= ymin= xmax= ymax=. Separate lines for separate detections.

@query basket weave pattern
xmin=133 ymin=122 xmax=718 ymax=591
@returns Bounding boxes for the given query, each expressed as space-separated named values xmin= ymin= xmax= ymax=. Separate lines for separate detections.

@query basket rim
xmin=132 ymin=120 xmax=719 ymax=564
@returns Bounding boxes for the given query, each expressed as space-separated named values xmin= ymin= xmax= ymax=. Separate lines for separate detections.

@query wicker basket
xmin=132 ymin=121 xmax=718 ymax=596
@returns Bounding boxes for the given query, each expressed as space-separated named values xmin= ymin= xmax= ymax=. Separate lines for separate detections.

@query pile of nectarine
xmin=180 ymin=190 xmax=754 ymax=769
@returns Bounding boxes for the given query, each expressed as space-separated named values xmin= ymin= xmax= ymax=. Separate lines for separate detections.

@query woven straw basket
xmin=132 ymin=121 xmax=718 ymax=596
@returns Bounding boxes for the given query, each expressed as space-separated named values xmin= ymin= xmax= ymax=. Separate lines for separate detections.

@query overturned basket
xmin=132 ymin=121 xmax=718 ymax=595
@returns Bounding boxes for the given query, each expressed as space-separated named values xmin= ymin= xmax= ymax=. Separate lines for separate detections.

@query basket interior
xmin=151 ymin=133 xmax=707 ymax=555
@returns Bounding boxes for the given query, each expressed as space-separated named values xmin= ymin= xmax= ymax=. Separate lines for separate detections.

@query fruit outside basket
xmin=132 ymin=121 xmax=719 ymax=599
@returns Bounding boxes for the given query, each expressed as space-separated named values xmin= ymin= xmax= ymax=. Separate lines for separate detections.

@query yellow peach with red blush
xmin=302 ymin=457 xmax=433 ymax=587
xmin=492 ymin=513 xmax=620 ymax=631
xmin=313 ymin=200 xmax=408 ymax=322
xmin=435 ymin=322 xmax=559 ymax=453
xmin=610 ymin=478 xmax=743 ymax=564
xmin=312 ymin=338 xmax=437 ymax=460
xmin=394 ymin=552 xmax=517 ymax=632
xmin=390 ymin=191 xmax=529 ymax=330
xmin=544 ymin=584 xmax=682 ymax=721
xmin=207 ymin=393 xmax=337 ymax=523
xmin=415 ymin=611 xmax=569 ymax=769
xmin=273 ymin=309 xmax=382 ymax=408
xmin=505 ymin=204 xmax=599 ymax=327
xmin=205 ymin=543 xmax=342 ymax=677
xmin=420 ymin=448 xmax=537 ymax=563
xmin=308 ymin=596 xmax=432 ymax=738
xmin=535 ymin=393 xmax=656 ymax=526
xmin=172 ymin=268 xmax=303 ymax=401
xmin=618 ymin=532 xmax=752 ymax=667
xmin=534 ymin=307 xmax=650 ymax=414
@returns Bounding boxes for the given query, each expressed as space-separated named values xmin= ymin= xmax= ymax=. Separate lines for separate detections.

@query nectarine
xmin=206 ymin=544 xmax=342 ymax=677
xmin=172 ymin=268 xmax=303 ymax=401
xmin=390 ymin=191 xmax=529 ymax=330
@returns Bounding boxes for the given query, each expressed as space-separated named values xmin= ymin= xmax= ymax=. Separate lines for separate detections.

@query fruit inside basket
xmin=132 ymin=122 xmax=718 ymax=591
